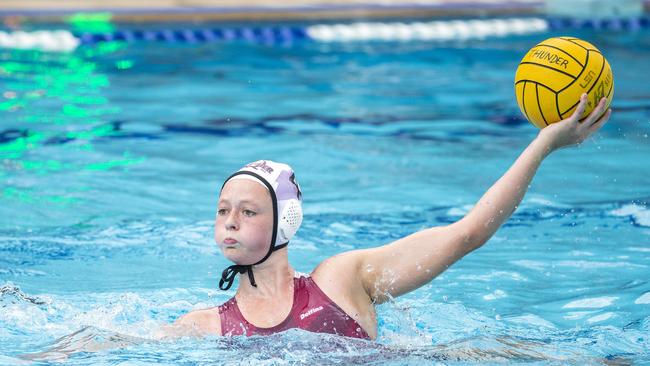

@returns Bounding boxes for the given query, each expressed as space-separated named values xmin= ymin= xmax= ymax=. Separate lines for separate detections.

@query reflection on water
xmin=0 ymin=42 xmax=145 ymax=207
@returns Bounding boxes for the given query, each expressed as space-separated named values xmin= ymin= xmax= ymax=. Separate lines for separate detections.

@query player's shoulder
xmin=312 ymin=249 xmax=367 ymax=278
xmin=175 ymin=306 xmax=221 ymax=335
xmin=311 ymin=249 xmax=371 ymax=298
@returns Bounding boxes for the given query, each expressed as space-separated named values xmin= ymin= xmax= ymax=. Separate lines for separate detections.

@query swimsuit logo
xmin=299 ymin=306 xmax=324 ymax=320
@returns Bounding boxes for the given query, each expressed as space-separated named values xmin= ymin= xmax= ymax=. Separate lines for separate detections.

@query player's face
xmin=215 ymin=179 xmax=273 ymax=264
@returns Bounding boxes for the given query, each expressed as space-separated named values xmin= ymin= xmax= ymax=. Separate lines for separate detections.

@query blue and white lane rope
xmin=307 ymin=18 xmax=548 ymax=42
xmin=0 ymin=30 xmax=79 ymax=52
xmin=1 ymin=16 xmax=649 ymax=53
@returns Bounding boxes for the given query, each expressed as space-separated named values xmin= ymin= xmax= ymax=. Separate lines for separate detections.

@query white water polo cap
xmin=228 ymin=160 xmax=303 ymax=245
xmin=219 ymin=160 xmax=303 ymax=290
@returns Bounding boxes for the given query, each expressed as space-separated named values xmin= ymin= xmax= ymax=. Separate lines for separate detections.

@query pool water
xmin=1 ymin=26 xmax=649 ymax=364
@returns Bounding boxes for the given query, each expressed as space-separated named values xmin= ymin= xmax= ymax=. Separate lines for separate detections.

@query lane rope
xmin=0 ymin=30 xmax=79 ymax=52
xmin=0 ymin=16 xmax=648 ymax=52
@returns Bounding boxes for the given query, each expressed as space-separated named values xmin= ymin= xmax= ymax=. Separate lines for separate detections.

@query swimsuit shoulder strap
xmin=218 ymin=296 xmax=250 ymax=336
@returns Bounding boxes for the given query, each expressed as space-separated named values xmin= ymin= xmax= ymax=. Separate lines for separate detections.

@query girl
xmin=167 ymin=94 xmax=611 ymax=340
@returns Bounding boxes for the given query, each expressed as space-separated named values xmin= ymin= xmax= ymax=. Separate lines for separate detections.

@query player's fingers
xmin=571 ymin=93 xmax=588 ymax=123
xmin=585 ymin=97 xmax=608 ymax=126
xmin=588 ymin=108 xmax=611 ymax=132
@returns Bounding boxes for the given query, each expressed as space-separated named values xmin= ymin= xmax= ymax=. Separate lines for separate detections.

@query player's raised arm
xmin=352 ymin=94 xmax=611 ymax=303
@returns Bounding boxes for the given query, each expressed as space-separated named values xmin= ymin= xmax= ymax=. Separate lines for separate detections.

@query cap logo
xmin=245 ymin=161 xmax=274 ymax=174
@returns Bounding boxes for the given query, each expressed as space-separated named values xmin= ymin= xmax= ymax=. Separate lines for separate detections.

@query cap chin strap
xmin=219 ymin=170 xmax=283 ymax=291
xmin=219 ymin=242 xmax=288 ymax=291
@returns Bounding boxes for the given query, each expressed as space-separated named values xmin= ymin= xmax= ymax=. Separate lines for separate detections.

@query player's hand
xmin=537 ymin=93 xmax=611 ymax=152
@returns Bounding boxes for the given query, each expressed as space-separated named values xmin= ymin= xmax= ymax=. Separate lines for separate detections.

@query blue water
xmin=1 ymin=26 xmax=649 ymax=364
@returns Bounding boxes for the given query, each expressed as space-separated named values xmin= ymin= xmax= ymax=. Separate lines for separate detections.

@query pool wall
xmin=0 ymin=1 xmax=619 ymax=23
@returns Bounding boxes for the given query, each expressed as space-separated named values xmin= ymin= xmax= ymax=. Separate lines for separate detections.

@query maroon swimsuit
xmin=218 ymin=275 xmax=370 ymax=339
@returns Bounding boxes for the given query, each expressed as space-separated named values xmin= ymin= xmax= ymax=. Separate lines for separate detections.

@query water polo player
xmin=166 ymin=94 xmax=611 ymax=340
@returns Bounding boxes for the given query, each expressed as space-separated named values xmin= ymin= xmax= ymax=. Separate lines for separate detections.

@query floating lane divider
xmin=76 ymin=26 xmax=308 ymax=45
xmin=307 ymin=18 xmax=548 ymax=42
xmin=0 ymin=30 xmax=79 ymax=52
xmin=546 ymin=16 xmax=650 ymax=31
xmin=1 ymin=16 xmax=649 ymax=53
xmin=76 ymin=18 xmax=548 ymax=46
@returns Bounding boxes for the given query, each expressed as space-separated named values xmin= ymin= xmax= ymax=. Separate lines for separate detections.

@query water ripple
xmin=562 ymin=297 xmax=619 ymax=309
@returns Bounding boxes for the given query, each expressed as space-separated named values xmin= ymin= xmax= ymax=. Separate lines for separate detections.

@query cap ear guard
xmin=277 ymin=198 xmax=303 ymax=245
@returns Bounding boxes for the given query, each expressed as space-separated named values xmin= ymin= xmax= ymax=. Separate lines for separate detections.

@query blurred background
xmin=1 ymin=0 xmax=649 ymax=365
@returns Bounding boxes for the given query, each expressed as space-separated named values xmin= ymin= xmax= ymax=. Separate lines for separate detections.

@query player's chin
xmin=221 ymin=251 xmax=243 ymax=264
xmin=220 ymin=244 xmax=241 ymax=256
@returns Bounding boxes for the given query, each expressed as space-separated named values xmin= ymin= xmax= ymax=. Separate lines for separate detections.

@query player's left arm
xmin=353 ymin=95 xmax=611 ymax=303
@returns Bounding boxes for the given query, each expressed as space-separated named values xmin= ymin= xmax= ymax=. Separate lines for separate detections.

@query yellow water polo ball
xmin=514 ymin=36 xmax=614 ymax=128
